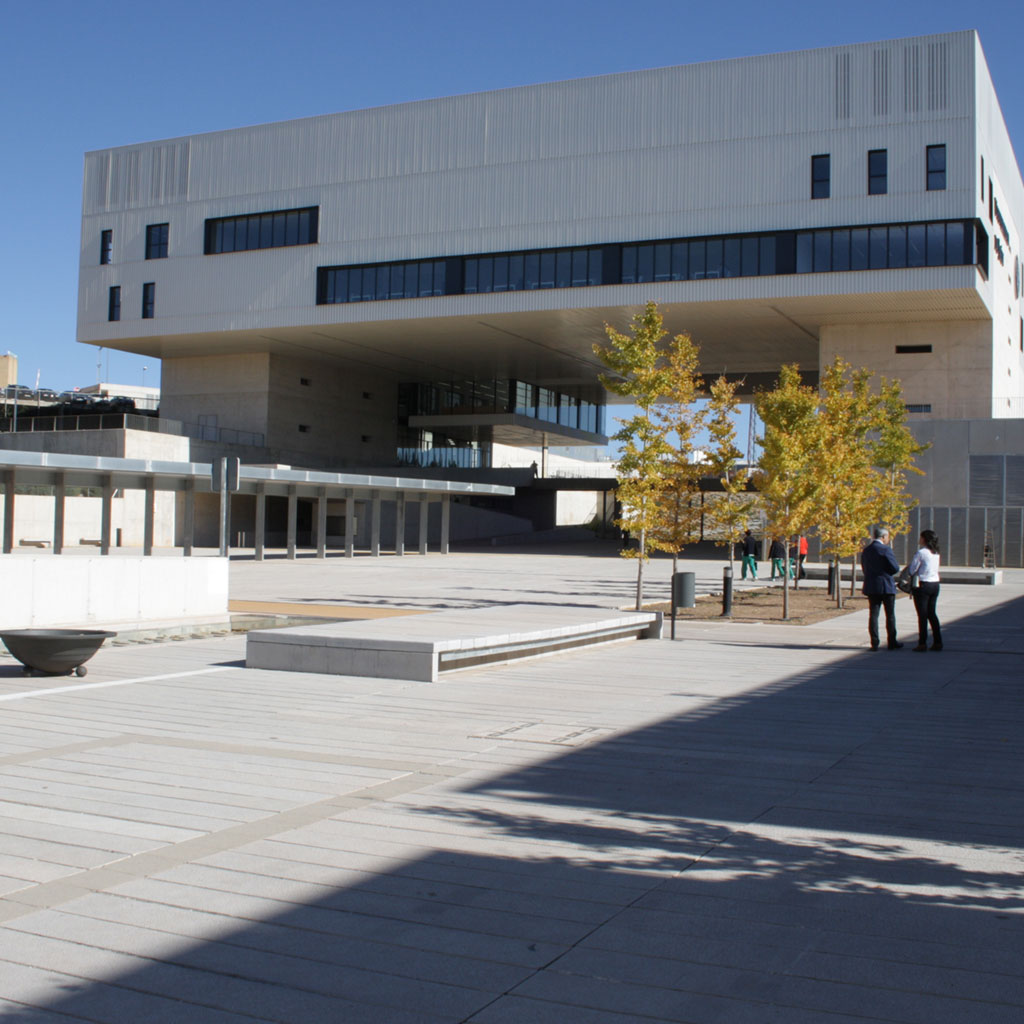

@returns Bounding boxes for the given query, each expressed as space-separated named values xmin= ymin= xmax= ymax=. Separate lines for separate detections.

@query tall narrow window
xmin=868 ymin=149 xmax=887 ymax=194
xmin=145 ymin=223 xmax=169 ymax=259
xmin=141 ymin=282 xmax=155 ymax=319
xmin=107 ymin=286 xmax=121 ymax=322
xmin=100 ymin=230 xmax=112 ymax=265
xmin=811 ymin=154 xmax=830 ymax=199
xmin=926 ymin=144 xmax=946 ymax=190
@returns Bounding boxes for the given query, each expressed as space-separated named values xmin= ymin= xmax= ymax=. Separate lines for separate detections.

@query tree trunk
xmin=782 ymin=561 xmax=790 ymax=619
xmin=849 ymin=554 xmax=857 ymax=599
xmin=635 ymin=528 xmax=646 ymax=610
xmin=835 ymin=557 xmax=844 ymax=609
xmin=791 ymin=534 xmax=800 ymax=590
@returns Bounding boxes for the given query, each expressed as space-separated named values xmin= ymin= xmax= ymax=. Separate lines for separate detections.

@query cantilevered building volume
xmin=78 ymin=29 xmax=1023 ymax=473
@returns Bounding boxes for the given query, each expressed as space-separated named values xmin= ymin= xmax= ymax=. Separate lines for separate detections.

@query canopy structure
xmin=0 ymin=451 xmax=514 ymax=559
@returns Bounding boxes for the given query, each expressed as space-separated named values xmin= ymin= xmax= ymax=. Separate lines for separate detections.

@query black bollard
xmin=722 ymin=565 xmax=733 ymax=617
xmin=827 ymin=562 xmax=836 ymax=597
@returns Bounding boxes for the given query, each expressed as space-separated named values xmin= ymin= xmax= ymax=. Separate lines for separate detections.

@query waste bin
xmin=672 ymin=571 xmax=696 ymax=609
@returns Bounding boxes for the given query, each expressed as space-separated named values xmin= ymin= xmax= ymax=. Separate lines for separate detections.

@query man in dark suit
xmin=860 ymin=526 xmax=903 ymax=650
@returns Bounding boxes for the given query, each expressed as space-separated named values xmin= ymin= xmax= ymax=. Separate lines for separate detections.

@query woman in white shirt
xmin=905 ymin=529 xmax=942 ymax=652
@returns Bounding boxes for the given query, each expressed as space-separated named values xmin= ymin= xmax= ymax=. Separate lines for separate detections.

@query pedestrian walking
xmin=860 ymin=526 xmax=903 ymax=650
xmin=740 ymin=529 xmax=759 ymax=580
xmin=769 ymin=537 xmax=789 ymax=580
xmin=904 ymin=529 xmax=943 ymax=651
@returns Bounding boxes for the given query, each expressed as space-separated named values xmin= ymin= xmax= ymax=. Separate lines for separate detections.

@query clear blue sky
xmin=2 ymin=0 xmax=1020 ymax=393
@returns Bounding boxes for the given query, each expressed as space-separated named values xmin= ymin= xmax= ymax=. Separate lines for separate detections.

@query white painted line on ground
xmin=0 ymin=666 xmax=234 ymax=703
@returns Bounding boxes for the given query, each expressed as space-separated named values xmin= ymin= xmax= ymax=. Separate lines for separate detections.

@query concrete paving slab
xmin=0 ymin=548 xmax=1020 ymax=1021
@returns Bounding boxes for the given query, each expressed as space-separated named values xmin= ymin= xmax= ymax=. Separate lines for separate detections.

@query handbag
xmin=896 ymin=569 xmax=917 ymax=595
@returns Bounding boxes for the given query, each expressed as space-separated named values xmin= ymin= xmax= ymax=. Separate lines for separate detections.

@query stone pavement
xmin=0 ymin=547 xmax=1021 ymax=1022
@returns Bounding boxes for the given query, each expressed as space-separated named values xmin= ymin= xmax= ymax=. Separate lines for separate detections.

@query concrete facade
xmin=76 ymin=31 xmax=1024 ymax=472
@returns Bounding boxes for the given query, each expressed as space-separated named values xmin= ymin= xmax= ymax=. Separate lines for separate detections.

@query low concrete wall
xmin=0 ymin=556 xmax=228 ymax=629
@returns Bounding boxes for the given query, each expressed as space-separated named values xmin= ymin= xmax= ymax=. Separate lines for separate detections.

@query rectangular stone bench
xmin=802 ymin=565 xmax=1001 ymax=585
xmin=246 ymin=604 xmax=662 ymax=682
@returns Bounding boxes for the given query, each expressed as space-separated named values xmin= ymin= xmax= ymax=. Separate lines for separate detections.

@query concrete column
xmin=254 ymin=485 xmax=266 ymax=561
xmin=53 ymin=473 xmax=66 ymax=555
xmin=344 ymin=492 xmax=355 ymax=557
xmin=3 ymin=469 xmax=15 ymax=554
xmin=316 ymin=487 xmax=327 ymax=559
xmin=100 ymin=475 xmax=114 ymax=555
xmin=418 ymin=492 xmax=429 ymax=555
xmin=370 ymin=490 xmax=381 ymax=557
xmin=394 ymin=493 xmax=406 ymax=556
xmin=143 ymin=478 xmax=155 ymax=556
xmin=286 ymin=486 xmax=297 ymax=560
xmin=182 ymin=479 xmax=195 ymax=557
xmin=440 ymin=495 xmax=450 ymax=555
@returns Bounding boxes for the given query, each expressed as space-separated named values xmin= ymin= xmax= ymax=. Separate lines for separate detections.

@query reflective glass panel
xmin=759 ymin=236 xmax=775 ymax=275
xmin=723 ymin=238 xmax=741 ymax=278
xmin=621 ymin=247 xmax=636 ymax=283
xmin=740 ymin=237 xmax=758 ymax=276
xmin=556 ymin=250 xmax=571 ymax=287
xmin=587 ymin=248 xmax=602 ymax=284
xmin=572 ymin=249 xmax=589 ymax=285
xmin=796 ymin=232 xmax=813 ymax=273
xmin=539 ymin=252 xmax=555 ymax=288
xmin=636 ymin=245 xmax=653 ymax=283
xmin=705 ymin=239 xmax=723 ymax=278
xmin=926 ymin=223 xmax=945 ymax=265
xmin=509 ymin=254 xmax=524 ymax=290
xmin=654 ymin=243 xmax=671 ymax=281
xmin=390 ymin=264 xmax=405 ymax=299
xmin=945 ymin=221 xmax=965 ymax=264
xmin=432 ymin=261 xmax=445 ymax=295
xmin=285 ymin=211 xmax=299 ymax=246
xmin=493 ymin=256 xmax=508 ymax=291
xmin=887 ymin=226 xmax=906 ymax=268
xmin=689 ymin=240 xmax=705 ymax=279
xmin=376 ymin=266 xmax=389 ymax=299
xmin=907 ymin=225 xmax=926 ymax=266
xmin=814 ymin=231 xmax=831 ymax=272
xmin=478 ymin=258 xmax=493 ymax=292
xmin=525 ymin=253 xmax=540 ymax=289
xmin=672 ymin=242 xmax=688 ymax=280
xmin=832 ymin=230 xmax=850 ymax=271
xmin=850 ymin=228 xmax=869 ymax=270
xmin=869 ymin=227 xmax=888 ymax=269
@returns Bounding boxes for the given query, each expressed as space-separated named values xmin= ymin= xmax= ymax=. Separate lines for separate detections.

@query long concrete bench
xmin=802 ymin=564 xmax=1001 ymax=585
xmin=246 ymin=604 xmax=662 ymax=682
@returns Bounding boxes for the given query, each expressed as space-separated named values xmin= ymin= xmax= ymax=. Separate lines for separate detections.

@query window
xmin=905 ymin=404 xmax=932 ymax=414
xmin=896 ymin=345 xmax=932 ymax=353
xmin=107 ymin=286 xmax=120 ymax=322
xmin=100 ymin=230 xmax=112 ymax=265
xmin=145 ymin=223 xmax=168 ymax=259
xmin=205 ymin=206 xmax=318 ymax=254
xmin=926 ymin=145 xmax=946 ymax=191
xmin=141 ymin=282 xmax=155 ymax=319
xmin=868 ymin=150 xmax=887 ymax=195
xmin=298 ymin=424 xmax=311 ymax=433
xmin=811 ymin=154 xmax=830 ymax=199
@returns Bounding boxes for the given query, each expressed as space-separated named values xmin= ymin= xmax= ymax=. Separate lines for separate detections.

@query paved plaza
xmin=0 ymin=546 xmax=1022 ymax=1022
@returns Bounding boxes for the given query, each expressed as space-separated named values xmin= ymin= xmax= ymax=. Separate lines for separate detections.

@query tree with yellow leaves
xmin=593 ymin=302 xmax=673 ymax=610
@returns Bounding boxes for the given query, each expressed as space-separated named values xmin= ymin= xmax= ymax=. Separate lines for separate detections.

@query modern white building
xmin=76 ymin=30 xmax=1022 ymax=477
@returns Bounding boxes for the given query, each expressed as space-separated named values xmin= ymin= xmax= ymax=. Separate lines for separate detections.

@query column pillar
xmin=440 ymin=495 xmax=450 ymax=555
xmin=143 ymin=478 xmax=155 ymax=556
xmin=418 ymin=492 xmax=428 ymax=555
xmin=316 ymin=487 xmax=327 ymax=559
xmin=344 ymin=492 xmax=355 ymax=557
xmin=394 ymin=493 xmax=406 ymax=556
xmin=100 ymin=475 xmax=114 ymax=555
xmin=182 ymin=479 xmax=195 ymax=556
xmin=2 ymin=470 xmax=15 ymax=554
xmin=53 ymin=473 xmax=66 ymax=555
xmin=286 ymin=486 xmax=297 ymax=560
xmin=370 ymin=490 xmax=381 ymax=557
xmin=254 ymin=484 xmax=266 ymax=561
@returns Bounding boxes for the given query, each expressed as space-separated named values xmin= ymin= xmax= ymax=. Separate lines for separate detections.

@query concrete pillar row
xmin=440 ymin=495 xmax=450 ymax=555
xmin=418 ymin=492 xmax=429 ymax=555
xmin=143 ymin=479 xmax=156 ymax=557
xmin=100 ymin=475 xmax=114 ymax=556
xmin=344 ymin=491 xmax=355 ymax=557
xmin=394 ymin=493 xmax=406 ymax=557
xmin=370 ymin=491 xmax=381 ymax=557
xmin=3 ymin=469 xmax=15 ymax=554
xmin=316 ymin=487 xmax=328 ymax=559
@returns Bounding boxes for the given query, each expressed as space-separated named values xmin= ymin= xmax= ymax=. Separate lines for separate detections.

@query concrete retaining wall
xmin=0 ymin=555 xmax=228 ymax=629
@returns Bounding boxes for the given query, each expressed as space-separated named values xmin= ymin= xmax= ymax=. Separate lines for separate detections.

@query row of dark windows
xmin=107 ymin=284 xmax=155 ymax=321
xmin=811 ymin=145 xmax=946 ymax=199
xmin=205 ymin=207 xmax=318 ymax=255
xmin=398 ymin=379 xmax=603 ymax=435
xmin=99 ymin=224 xmax=169 ymax=264
xmin=317 ymin=219 xmax=986 ymax=305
